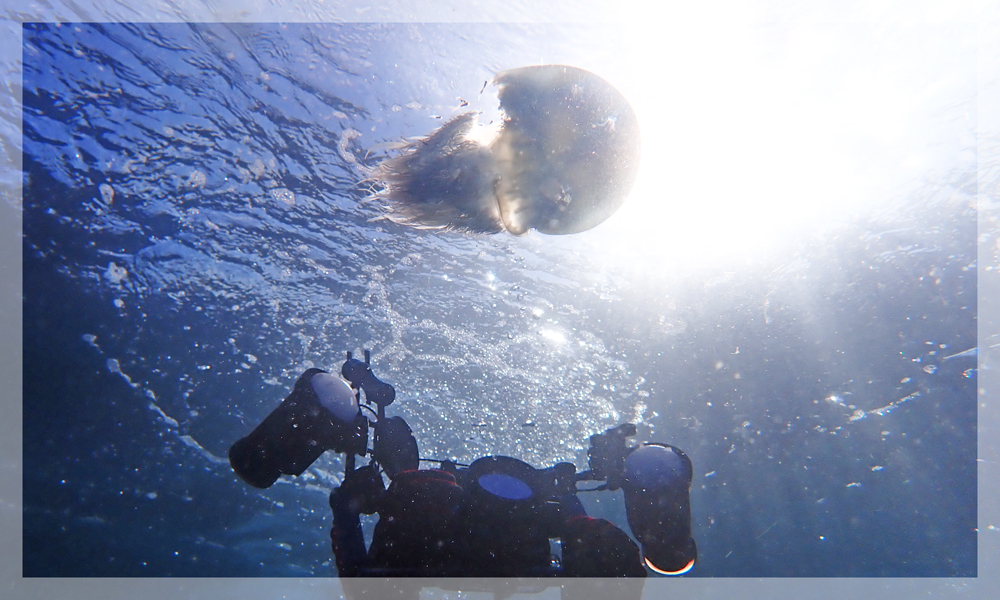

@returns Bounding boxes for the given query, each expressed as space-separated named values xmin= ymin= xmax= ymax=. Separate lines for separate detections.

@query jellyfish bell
xmin=374 ymin=65 xmax=640 ymax=236
xmin=491 ymin=65 xmax=641 ymax=235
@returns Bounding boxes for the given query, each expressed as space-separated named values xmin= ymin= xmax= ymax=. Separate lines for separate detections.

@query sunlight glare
xmin=574 ymin=10 xmax=973 ymax=278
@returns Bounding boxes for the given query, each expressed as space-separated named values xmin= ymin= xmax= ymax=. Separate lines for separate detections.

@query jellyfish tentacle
xmin=376 ymin=112 xmax=504 ymax=233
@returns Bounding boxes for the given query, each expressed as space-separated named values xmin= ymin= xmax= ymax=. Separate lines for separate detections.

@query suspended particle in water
xmin=104 ymin=261 xmax=128 ymax=284
xmin=186 ymin=169 xmax=207 ymax=188
xmin=270 ymin=187 xmax=296 ymax=206
xmin=99 ymin=183 xmax=114 ymax=204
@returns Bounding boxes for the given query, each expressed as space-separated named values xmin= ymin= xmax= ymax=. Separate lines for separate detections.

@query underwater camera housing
xmin=229 ymin=367 xmax=372 ymax=489
xmin=229 ymin=351 xmax=400 ymax=489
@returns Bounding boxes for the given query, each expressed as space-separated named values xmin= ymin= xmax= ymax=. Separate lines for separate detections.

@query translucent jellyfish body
xmin=375 ymin=65 xmax=641 ymax=235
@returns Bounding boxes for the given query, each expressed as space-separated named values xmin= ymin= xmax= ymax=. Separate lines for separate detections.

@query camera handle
xmin=340 ymin=350 xmax=406 ymax=479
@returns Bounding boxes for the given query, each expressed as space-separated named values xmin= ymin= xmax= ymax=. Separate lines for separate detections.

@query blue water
xmin=21 ymin=22 xmax=977 ymax=577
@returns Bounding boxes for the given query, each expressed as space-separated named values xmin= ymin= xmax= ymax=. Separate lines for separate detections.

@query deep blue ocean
xmin=21 ymin=21 xmax=977 ymax=579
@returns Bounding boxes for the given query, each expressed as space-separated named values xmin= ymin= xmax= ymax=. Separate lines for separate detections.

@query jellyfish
xmin=374 ymin=65 xmax=641 ymax=236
